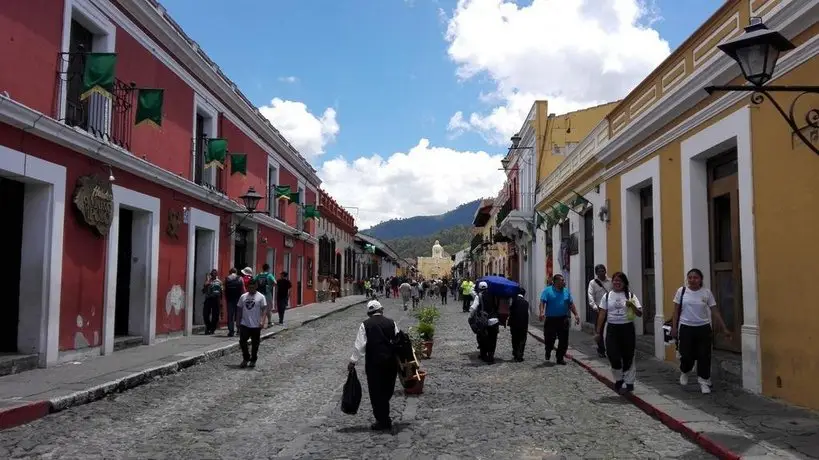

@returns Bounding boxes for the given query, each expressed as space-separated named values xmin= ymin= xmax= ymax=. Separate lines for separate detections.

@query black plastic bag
xmin=341 ymin=367 xmax=362 ymax=415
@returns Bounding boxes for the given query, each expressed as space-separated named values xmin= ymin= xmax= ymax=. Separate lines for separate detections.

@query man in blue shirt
xmin=538 ymin=274 xmax=580 ymax=365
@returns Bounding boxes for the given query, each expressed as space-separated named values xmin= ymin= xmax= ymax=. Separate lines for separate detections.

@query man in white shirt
xmin=236 ymin=279 xmax=268 ymax=368
xmin=348 ymin=300 xmax=401 ymax=431
xmin=587 ymin=264 xmax=612 ymax=358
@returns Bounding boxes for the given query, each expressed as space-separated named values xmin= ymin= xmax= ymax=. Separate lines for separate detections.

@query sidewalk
xmin=0 ymin=295 xmax=367 ymax=431
xmin=527 ymin=325 xmax=819 ymax=460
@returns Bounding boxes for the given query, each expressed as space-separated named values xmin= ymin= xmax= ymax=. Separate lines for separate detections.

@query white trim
xmin=620 ymin=156 xmax=665 ymax=359
xmin=0 ymin=146 xmax=66 ymax=367
xmin=192 ymin=94 xmax=219 ymax=187
xmin=680 ymin=106 xmax=760 ymax=393
xmin=102 ymin=185 xmax=160 ymax=355
xmin=266 ymin=157 xmax=280 ymax=218
xmin=185 ymin=208 xmax=220 ymax=335
xmin=89 ymin=0 xmax=321 ymax=187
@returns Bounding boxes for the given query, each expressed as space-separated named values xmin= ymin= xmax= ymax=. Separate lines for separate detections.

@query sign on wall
xmin=284 ymin=236 xmax=295 ymax=248
xmin=166 ymin=209 xmax=182 ymax=239
xmin=306 ymin=259 xmax=313 ymax=288
xmin=73 ymin=174 xmax=113 ymax=236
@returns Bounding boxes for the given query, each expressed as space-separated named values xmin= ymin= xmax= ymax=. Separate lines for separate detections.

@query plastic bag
xmin=341 ymin=367 xmax=362 ymax=415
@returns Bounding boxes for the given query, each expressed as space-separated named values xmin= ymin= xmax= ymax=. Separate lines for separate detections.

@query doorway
xmin=193 ymin=228 xmax=215 ymax=326
xmin=234 ymin=228 xmax=249 ymax=270
xmin=0 ymin=178 xmax=25 ymax=352
xmin=708 ymin=150 xmax=743 ymax=352
xmin=335 ymin=252 xmax=342 ymax=279
xmin=583 ymin=210 xmax=595 ymax=324
xmin=640 ymin=187 xmax=656 ymax=335
xmin=297 ymin=256 xmax=304 ymax=306
xmin=114 ymin=209 xmax=134 ymax=337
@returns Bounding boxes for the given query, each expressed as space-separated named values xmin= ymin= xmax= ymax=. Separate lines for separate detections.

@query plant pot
xmin=403 ymin=371 xmax=427 ymax=395
xmin=421 ymin=340 xmax=434 ymax=358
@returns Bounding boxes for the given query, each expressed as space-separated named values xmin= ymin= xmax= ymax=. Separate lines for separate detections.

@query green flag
xmin=289 ymin=191 xmax=301 ymax=205
xmin=571 ymin=192 xmax=591 ymax=210
xmin=135 ymin=88 xmax=164 ymax=127
xmin=230 ymin=153 xmax=247 ymax=176
xmin=555 ymin=203 xmax=570 ymax=219
xmin=204 ymin=138 xmax=227 ymax=169
xmin=81 ymin=53 xmax=117 ymax=100
xmin=274 ymin=185 xmax=291 ymax=201
xmin=365 ymin=243 xmax=376 ymax=254
xmin=536 ymin=212 xmax=545 ymax=229
xmin=303 ymin=205 xmax=320 ymax=220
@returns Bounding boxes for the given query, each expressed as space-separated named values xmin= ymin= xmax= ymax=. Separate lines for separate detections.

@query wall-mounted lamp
xmin=598 ymin=199 xmax=611 ymax=223
xmin=227 ymin=187 xmax=266 ymax=237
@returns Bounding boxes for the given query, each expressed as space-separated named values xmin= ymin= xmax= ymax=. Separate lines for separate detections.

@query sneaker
xmin=556 ymin=359 xmax=567 ymax=365
xmin=614 ymin=380 xmax=624 ymax=392
xmin=700 ymin=382 xmax=712 ymax=394
xmin=620 ymin=384 xmax=635 ymax=395
xmin=679 ymin=373 xmax=689 ymax=386
xmin=544 ymin=352 xmax=551 ymax=362
xmin=248 ymin=361 xmax=256 ymax=368
xmin=239 ymin=361 xmax=248 ymax=368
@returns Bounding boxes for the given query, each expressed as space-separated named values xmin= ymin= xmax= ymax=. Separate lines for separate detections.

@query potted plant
xmin=400 ymin=328 xmax=427 ymax=395
xmin=415 ymin=306 xmax=441 ymax=325
xmin=416 ymin=322 xmax=435 ymax=358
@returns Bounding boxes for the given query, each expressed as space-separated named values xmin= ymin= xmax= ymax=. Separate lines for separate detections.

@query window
xmin=267 ymin=164 xmax=278 ymax=217
xmin=60 ymin=2 xmax=117 ymax=142
xmin=296 ymin=184 xmax=305 ymax=231
xmin=192 ymin=97 xmax=218 ymax=190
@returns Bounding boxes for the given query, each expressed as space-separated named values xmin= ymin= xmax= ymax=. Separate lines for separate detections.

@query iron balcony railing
xmin=470 ymin=233 xmax=485 ymax=252
xmin=56 ymin=51 xmax=135 ymax=151
xmin=496 ymin=197 xmax=513 ymax=226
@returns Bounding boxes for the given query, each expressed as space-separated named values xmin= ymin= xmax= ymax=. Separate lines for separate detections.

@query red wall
xmin=115 ymin=28 xmax=195 ymax=178
xmin=0 ymin=0 xmax=65 ymax=115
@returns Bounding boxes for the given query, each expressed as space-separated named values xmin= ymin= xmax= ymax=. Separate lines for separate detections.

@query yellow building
xmin=534 ymin=0 xmax=819 ymax=409
xmin=416 ymin=241 xmax=453 ymax=280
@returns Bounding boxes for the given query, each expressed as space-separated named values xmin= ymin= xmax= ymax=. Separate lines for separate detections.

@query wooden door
xmin=583 ymin=211 xmax=596 ymax=324
xmin=708 ymin=152 xmax=743 ymax=352
xmin=640 ymin=187 xmax=656 ymax=335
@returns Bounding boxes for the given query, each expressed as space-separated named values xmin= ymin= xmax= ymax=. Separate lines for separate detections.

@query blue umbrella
xmin=477 ymin=275 xmax=520 ymax=297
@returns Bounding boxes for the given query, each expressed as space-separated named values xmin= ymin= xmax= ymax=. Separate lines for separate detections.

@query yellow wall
xmin=750 ymin=55 xmax=819 ymax=408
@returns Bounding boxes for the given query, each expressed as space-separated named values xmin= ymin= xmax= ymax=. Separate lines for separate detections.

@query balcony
xmin=496 ymin=197 xmax=513 ymax=227
xmin=470 ymin=233 xmax=485 ymax=252
xmin=56 ymin=52 xmax=135 ymax=151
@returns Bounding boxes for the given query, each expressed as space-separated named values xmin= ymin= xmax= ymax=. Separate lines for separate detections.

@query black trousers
xmin=440 ymin=293 xmax=447 ymax=304
xmin=225 ymin=298 xmax=240 ymax=335
xmin=543 ymin=316 xmax=570 ymax=360
xmin=276 ymin=298 xmax=288 ymax=324
xmin=239 ymin=325 xmax=261 ymax=362
xmin=479 ymin=325 xmax=499 ymax=357
xmin=606 ymin=322 xmax=636 ymax=383
xmin=365 ymin=361 xmax=398 ymax=425
xmin=596 ymin=313 xmax=607 ymax=354
xmin=462 ymin=295 xmax=472 ymax=312
xmin=203 ymin=297 xmax=221 ymax=332
xmin=678 ymin=324 xmax=713 ymax=380
xmin=510 ymin=326 xmax=527 ymax=359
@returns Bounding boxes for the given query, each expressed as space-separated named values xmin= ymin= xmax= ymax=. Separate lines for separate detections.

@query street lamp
xmin=705 ymin=17 xmax=819 ymax=156
xmin=227 ymin=186 xmax=267 ymax=237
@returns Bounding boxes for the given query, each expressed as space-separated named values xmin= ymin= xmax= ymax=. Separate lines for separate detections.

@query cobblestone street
xmin=0 ymin=296 xmax=710 ymax=459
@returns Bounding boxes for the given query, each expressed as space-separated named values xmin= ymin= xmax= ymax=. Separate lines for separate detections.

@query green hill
xmin=384 ymin=225 xmax=472 ymax=260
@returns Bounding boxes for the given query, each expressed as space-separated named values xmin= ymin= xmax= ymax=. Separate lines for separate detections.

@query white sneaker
xmin=679 ymin=373 xmax=689 ymax=386
xmin=700 ymin=382 xmax=712 ymax=394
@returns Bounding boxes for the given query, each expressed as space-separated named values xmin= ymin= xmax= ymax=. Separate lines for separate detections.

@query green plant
xmin=407 ymin=327 xmax=426 ymax=356
xmin=415 ymin=306 xmax=441 ymax=324
xmin=416 ymin=322 xmax=435 ymax=341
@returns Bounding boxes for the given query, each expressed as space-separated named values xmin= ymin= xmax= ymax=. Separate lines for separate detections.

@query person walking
xmin=450 ymin=278 xmax=459 ymax=300
xmin=587 ymin=264 xmax=612 ymax=358
xmin=224 ymin=268 xmax=245 ymax=337
xmin=275 ymin=271 xmax=292 ymax=325
xmin=255 ymin=264 xmax=276 ymax=328
xmin=240 ymin=267 xmax=253 ymax=290
xmin=538 ymin=274 xmax=580 ymax=365
xmin=469 ymin=281 xmax=500 ymax=363
xmin=439 ymin=280 xmax=448 ymax=305
xmin=202 ymin=269 xmax=223 ymax=335
xmin=460 ymin=278 xmax=474 ymax=312
xmin=671 ymin=268 xmax=732 ymax=394
xmin=348 ymin=300 xmax=401 ymax=431
xmin=595 ymin=272 xmax=643 ymax=394
xmin=236 ymin=279 xmax=268 ymax=368
xmin=409 ymin=281 xmax=420 ymax=309
xmin=364 ymin=279 xmax=372 ymax=299
xmin=391 ymin=276 xmax=400 ymax=298
xmin=507 ymin=288 xmax=530 ymax=362
xmin=399 ymin=280 xmax=412 ymax=311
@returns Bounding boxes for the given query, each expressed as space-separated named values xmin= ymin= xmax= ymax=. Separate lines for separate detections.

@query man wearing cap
xmin=348 ymin=300 xmax=401 ymax=431
xmin=469 ymin=281 xmax=500 ymax=363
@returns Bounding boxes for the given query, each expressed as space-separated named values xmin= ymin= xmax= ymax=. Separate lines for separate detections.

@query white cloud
xmin=445 ymin=0 xmax=672 ymax=144
xmin=258 ymin=98 xmax=339 ymax=158
xmin=278 ymin=76 xmax=299 ymax=83
xmin=318 ymin=139 xmax=506 ymax=229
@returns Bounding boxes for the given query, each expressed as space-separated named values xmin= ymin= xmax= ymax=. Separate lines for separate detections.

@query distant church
xmin=416 ymin=240 xmax=452 ymax=280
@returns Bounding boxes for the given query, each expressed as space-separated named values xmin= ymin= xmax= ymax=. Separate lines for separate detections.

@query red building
xmin=315 ymin=189 xmax=358 ymax=298
xmin=0 ymin=0 xmax=324 ymax=369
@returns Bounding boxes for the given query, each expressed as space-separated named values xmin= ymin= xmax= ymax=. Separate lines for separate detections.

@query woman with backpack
xmin=671 ymin=268 xmax=732 ymax=394
xmin=595 ymin=272 xmax=643 ymax=395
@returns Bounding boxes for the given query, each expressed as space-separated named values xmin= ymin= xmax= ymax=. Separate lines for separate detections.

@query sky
xmin=160 ymin=0 xmax=723 ymax=229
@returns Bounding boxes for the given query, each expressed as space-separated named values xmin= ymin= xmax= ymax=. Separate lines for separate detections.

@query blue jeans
xmin=226 ymin=298 xmax=240 ymax=335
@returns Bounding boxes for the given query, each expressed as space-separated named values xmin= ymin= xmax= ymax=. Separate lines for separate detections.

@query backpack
xmin=207 ymin=280 xmax=223 ymax=298
xmin=225 ymin=276 xmax=244 ymax=299
xmin=255 ymin=273 xmax=272 ymax=296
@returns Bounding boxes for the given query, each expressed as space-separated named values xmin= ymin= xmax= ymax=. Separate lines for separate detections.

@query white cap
xmin=366 ymin=300 xmax=384 ymax=314
xmin=478 ymin=281 xmax=488 ymax=290
xmin=241 ymin=267 xmax=253 ymax=276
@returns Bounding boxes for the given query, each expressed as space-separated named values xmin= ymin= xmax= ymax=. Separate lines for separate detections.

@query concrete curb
xmin=526 ymin=328 xmax=741 ymax=460
xmin=1 ymin=300 xmax=367 ymax=430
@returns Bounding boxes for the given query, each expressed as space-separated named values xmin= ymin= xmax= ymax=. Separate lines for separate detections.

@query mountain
xmin=384 ymin=225 xmax=473 ymax=260
xmin=363 ymin=199 xmax=481 ymax=240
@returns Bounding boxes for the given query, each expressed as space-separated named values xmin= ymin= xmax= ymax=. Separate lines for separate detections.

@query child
xmin=507 ymin=288 xmax=530 ymax=362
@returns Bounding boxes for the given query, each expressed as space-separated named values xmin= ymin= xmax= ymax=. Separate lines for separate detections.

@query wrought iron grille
xmin=470 ymin=233 xmax=484 ymax=252
xmin=496 ymin=197 xmax=513 ymax=225
xmin=55 ymin=51 xmax=135 ymax=151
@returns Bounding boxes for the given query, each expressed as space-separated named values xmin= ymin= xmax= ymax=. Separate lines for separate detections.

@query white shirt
xmin=587 ymin=277 xmax=612 ymax=311
xmin=237 ymin=292 xmax=267 ymax=328
xmin=600 ymin=291 xmax=643 ymax=325
xmin=349 ymin=315 xmax=401 ymax=363
xmin=674 ymin=286 xmax=717 ymax=327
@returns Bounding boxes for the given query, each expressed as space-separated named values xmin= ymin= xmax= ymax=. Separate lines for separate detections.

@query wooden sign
xmin=72 ymin=175 xmax=113 ymax=236
xmin=166 ymin=209 xmax=182 ymax=239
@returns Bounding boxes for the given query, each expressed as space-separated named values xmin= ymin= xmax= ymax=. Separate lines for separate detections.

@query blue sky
xmin=161 ymin=0 xmax=723 ymax=227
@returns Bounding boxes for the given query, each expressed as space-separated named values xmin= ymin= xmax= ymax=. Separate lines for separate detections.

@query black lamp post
xmin=227 ymin=186 xmax=267 ymax=236
xmin=704 ymin=17 xmax=819 ymax=155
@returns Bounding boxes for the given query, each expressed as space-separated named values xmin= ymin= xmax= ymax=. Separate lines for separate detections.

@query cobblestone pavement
xmin=0 ymin=296 xmax=711 ymax=459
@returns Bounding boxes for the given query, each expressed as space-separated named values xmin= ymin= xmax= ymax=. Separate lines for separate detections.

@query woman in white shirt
xmin=595 ymin=272 xmax=643 ymax=395
xmin=671 ymin=268 xmax=732 ymax=394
